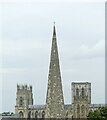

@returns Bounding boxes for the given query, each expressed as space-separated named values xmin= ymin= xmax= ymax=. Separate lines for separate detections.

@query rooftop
xmin=28 ymin=104 xmax=106 ymax=110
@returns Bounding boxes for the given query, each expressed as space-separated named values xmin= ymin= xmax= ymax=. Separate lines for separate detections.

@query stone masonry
xmin=45 ymin=25 xmax=65 ymax=118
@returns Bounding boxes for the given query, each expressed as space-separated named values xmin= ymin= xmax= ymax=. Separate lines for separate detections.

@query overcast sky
xmin=0 ymin=1 xmax=105 ymax=113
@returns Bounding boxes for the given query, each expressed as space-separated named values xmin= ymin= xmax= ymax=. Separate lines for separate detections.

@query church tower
xmin=72 ymin=82 xmax=91 ymax=119
xmin=15 ymin=84 xmax=33 ymax=118
xmin=45 ymin=24 xmax=65 ymax=118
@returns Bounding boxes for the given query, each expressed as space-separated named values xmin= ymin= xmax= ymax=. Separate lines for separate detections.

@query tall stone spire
xmin=45 ymin=24 xmax=65 ymax=118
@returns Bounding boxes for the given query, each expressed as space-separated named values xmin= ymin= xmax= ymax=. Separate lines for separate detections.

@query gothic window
xmin=19 ymin=96 xmax=23 ymax=106
xmin=42 ymin=111 xmax=45 ymax=119
xmin=77 ymin=104 xmax=80 ymax=118
xmin=76 ymin=88 xmax=79 ymax=98
xmin=82 ymin=87 xmax=85 ymax=98
xmin=35 ymin=111 xmax=38 ymax=118
xmin=19 ymin=111 xmax=23 ymax=118
xmin=81 ymin=105 xmax=84 ymax=114
xmin=28 ymin=111 xmax=31 ymax=119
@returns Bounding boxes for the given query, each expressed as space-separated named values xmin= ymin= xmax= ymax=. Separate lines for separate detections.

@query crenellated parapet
xmin=17 ymin=84 xmax=32 ymax=92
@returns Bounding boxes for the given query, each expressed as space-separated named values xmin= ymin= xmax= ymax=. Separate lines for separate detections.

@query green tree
xmin=87 ymin=106 xmax=107 ymax=120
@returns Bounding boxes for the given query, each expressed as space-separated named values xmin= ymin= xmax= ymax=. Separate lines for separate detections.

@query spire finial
xmin=53 ymin=22 xmax=56 ymax=36
xmin=53 ymin=21 xmax=55 ymax=26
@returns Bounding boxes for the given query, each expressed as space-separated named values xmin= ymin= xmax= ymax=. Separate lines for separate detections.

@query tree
xmin=87 ymin=106 xmax=107 ymax=120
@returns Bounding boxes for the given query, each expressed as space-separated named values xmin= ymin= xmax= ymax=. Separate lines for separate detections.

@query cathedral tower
xmin=15 ymin=84 xmax=33 ymax=118
xmin=45 ymin=24 xmax=65 ymax=118
xmin=72 ymin=82 xmax=91 ymax=119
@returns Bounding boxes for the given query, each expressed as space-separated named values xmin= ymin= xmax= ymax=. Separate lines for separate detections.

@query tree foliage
xmin=87 ymin=106 xmax=107 ymax=120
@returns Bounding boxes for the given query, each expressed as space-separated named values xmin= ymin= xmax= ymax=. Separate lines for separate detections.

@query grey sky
xmin=0 ymin=2 xmax=105 ymax=113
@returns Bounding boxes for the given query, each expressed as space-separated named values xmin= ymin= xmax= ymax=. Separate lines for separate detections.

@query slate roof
xmin=29 ymin=104 xmax=106 ymax=110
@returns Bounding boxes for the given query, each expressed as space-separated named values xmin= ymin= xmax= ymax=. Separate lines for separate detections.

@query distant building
xmin=0 ymin=112 xmax=19 ymax=119
xmin=15 ymin=25 xmax=105 ymax=119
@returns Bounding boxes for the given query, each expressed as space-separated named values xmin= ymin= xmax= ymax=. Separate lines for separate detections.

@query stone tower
xmin=45 ymin=24 xmax=65 ymax=118
xmin=72 ymin=82 xmax=91 ymax=119
xmin=15 ymin=84 xmax=33 ymax=118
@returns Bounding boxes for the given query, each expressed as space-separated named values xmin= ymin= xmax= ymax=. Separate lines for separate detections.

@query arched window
xmin=28 ymin=111 xmax=31 ymax=119
xmin=19 ymin=96 xmax=23 ymax=106
xmin=19 ymin=111 xmax=23 ymax=118
xmin=81 ymin=105 xmax=84 ymax=114
xmin=77 ymin=104 xmax=80 ymax=118
xmin=42 ymin=111 xmax=45 ymax=119
xmin=35 ymin=111 xmax=38 ymax=118
xmin=76 ymin=88 xmax=79 ymax=98
xmin=82 ymin=87 xmax=85 ymax=98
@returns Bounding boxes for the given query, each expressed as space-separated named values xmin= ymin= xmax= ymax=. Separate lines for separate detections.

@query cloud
xmin=61 ymin=39 xmax=105 ymax=61
xmin=76 ymin=39 xmax=105 ymax=59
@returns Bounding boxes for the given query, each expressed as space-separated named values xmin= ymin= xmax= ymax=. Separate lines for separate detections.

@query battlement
xmin=72 ymin=82 xmax=91 ymax=85
xmin=72 ymin=82 xmax=91 ymax=88
xmin=17 ymin=84 xmax=32 ymax=91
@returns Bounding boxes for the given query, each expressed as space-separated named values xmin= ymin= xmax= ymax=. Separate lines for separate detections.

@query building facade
xmin=15 ymin=25 xmax=104 ymax=119
xmin=15 ymin=85 xmax=33 ymax=118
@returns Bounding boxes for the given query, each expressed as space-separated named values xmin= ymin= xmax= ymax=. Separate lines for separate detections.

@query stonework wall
xmin=72 ymin=82 xmax=91 ymax=118
xmin=15 ymin=84 xmax=33 ymax=118
xmin=15 ymin=82 xmax=92 ymax=119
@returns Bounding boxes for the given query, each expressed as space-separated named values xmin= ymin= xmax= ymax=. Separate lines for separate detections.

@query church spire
xmin=53 ymin=22 xmax=56 ymax=36
xmin=45 ymin=24 xmax=65 ymax=118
